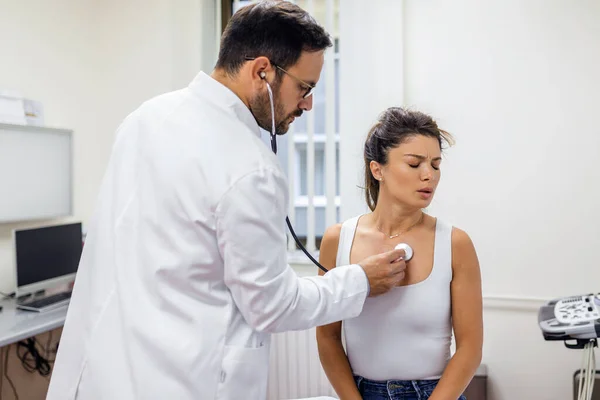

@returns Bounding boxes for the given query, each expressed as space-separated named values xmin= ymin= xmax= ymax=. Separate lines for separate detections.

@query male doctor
xmin=47 ymin=1 xmax=406 ymax=399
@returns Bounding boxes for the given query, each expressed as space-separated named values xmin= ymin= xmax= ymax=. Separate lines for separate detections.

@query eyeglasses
xmin=244 ymin=56 xmax=315 ymax=99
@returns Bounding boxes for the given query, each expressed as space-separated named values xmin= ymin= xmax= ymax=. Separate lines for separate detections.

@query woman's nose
xmin=421 ymin=166 xmax=433 ymax=180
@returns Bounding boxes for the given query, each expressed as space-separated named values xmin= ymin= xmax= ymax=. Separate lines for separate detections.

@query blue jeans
xmin=354 ymin=375 xmax=467 ymax=400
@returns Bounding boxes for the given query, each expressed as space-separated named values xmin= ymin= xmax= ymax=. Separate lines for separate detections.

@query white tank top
xmin=337 ymin=215 xmax=453 ymax=381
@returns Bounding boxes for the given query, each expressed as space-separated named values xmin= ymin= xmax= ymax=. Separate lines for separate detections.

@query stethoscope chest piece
xmin=394 ymin=243 xmax=414 ymax=261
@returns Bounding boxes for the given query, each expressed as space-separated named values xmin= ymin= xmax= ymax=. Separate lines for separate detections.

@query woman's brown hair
xmin=363 ymin=107 xmax=454 ymax=211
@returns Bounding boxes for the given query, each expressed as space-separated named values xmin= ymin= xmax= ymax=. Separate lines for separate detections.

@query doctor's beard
xmin=249 ymin=83 xmax=302 ymax=135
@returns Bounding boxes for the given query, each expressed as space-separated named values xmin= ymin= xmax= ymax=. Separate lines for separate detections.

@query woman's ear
xmin=370 ymin=160 xmax=383 ymax=182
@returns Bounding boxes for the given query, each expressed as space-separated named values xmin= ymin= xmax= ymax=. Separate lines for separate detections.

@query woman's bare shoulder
xmin=450 ymin=226 xmax=479 ymax=273
xmin=450 ymin=226 xmax=475 ymax=251
xmin=318 ymin=223 xmax=344 ymax=274
xmin=321 ymin=223 xmax=343 ymax=252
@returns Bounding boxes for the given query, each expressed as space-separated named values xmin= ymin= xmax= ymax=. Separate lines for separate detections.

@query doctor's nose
xmin=299 ymin=95 xmax=313 ymax=112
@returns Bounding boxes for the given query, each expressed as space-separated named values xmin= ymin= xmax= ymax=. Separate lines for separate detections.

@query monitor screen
xmin=15 ymin=222 xmax=83 ymax=289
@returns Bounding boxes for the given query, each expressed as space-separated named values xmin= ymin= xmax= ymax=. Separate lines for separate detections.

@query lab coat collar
xmin=188 ymin=71 xmax=262 ymax=138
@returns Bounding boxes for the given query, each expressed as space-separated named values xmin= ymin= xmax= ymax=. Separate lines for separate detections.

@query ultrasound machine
xmin=539 ymin=293 xmax=600 ymax=400
xmin=13 ymin=222 xmax=83 ymax=312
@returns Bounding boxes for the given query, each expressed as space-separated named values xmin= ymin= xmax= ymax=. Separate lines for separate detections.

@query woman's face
xmin=371 ymin=134 xmax=442 ymax=209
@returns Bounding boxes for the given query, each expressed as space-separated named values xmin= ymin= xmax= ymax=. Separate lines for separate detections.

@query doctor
xmin=47 ymin=1 xmax=407 ymax=399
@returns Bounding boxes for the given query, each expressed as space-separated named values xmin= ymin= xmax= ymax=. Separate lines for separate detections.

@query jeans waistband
xmin=354 ymin=375 xmax=439 ymax=395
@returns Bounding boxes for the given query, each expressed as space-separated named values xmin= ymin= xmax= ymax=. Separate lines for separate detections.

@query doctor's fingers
xmin=375 ymin=255 xmax=406 ymax=278
xmin=381 ymin=248 xmax=406 ymax=264
xmin=389 ymin=258 xmax=407 ymax=280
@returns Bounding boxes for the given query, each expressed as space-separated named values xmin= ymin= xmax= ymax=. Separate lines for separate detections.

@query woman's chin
xmin=414 ymin=198 xmax=434 ymax=209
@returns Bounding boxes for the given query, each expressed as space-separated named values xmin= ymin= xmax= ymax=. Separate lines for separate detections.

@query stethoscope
xmin=262 ymin=74 xmax=413 ymax=273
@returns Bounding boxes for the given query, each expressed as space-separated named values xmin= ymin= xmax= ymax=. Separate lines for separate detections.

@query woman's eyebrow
xmin=403 ymin=154 xmax=442 ymax=161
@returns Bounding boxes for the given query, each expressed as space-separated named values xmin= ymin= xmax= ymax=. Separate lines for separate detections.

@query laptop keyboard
xmin=19 ymin=291 xmax=72 ymax=309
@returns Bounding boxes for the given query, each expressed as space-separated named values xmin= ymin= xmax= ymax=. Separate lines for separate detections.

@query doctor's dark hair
xmin=364 ymin=107 xmax=455 ymax=211
xmin=216 ymin=0 xmax=332 ymax=76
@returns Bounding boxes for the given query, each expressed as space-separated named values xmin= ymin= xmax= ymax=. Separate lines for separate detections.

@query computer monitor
xmin=13 ymin=222 xmax=83 ymax=296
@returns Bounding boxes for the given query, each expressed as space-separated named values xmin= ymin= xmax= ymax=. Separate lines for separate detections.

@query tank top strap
xmin=335 ymin=215 xmax=361 ymax=267
xmin=431 ymin=218 xmax=453 ymax=281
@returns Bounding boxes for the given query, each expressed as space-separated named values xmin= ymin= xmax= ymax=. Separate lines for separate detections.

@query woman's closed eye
xmin=409 ymin=162 xmax=440 ymax=170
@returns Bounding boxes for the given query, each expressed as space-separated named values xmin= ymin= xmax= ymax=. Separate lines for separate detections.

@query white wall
xmin=339 ymin=0 xmax=404 ymax=222
xmin=0 ymin=0 xmax=214 ymax=294
xmin=405 ymin=0 xmax=600 ymax=299
xmin=340 ymin=1 xmax=600 ymax=399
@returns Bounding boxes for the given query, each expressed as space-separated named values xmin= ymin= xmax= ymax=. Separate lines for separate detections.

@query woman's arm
xmin=316 ymin=224 xmax=362 ymax=400
xmin=430 ymin=228 xmax=483 ymax=400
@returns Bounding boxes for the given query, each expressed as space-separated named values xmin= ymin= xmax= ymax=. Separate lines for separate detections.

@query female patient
xmin=316 ymin=107 xmax=483 ymax=400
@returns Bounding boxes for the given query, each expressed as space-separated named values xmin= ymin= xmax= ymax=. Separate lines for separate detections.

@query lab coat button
xmin=220 ymin=371 xmax=226 ymax=382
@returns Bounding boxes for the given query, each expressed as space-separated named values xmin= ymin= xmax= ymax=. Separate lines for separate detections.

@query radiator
xmin=268 ymin=327 xmax=338 ymax=400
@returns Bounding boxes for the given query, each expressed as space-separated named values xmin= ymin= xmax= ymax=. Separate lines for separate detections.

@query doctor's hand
xmin=359 ymin=249 xmax=407 ymax=297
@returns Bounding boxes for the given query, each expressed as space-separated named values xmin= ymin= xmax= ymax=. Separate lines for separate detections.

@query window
xmin=225 ymin=0 xmax=341 ymax=251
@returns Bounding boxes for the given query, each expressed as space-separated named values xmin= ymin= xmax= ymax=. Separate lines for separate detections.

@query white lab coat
xmin=46 ymin=72 xmax=369 ymax=400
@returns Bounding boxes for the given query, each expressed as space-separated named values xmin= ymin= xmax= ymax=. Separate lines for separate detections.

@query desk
xmin=0 ymin=298 xmax=68 ymax=347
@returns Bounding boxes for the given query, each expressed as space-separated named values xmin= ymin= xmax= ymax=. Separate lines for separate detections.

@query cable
xmin=264 ymin=87 xmax=328 ymax=273
xmin=587 ymin=341 xmax=595 ymax=399
xmin=3 ymin=344 xmax=19 ymax=400
xmin=16 ymin=338 xmax=52 ymax=377
xmin=45 ymin=331 xmax=54 ymax=361
xmin=577 ymin=340 xmax=597 ymax=400
xmin=586 ymin=342 xmax=594 ymax=399
xmin=264 ymin=80 xmax=328 ymax=274
xmin=285 ymin=216 xmax=327 ymax=272
xmin=587 ymin=342 xmax=596 ymax=399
